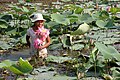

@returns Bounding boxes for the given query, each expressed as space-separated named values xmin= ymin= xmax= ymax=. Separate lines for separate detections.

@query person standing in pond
xmin=26 ymin=13 xmax=51 ymax=59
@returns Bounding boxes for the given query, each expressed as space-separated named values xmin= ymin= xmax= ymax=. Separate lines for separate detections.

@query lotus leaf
xmin=5 ymin=57 xmax=33 ymax=75
xmin=0 ymin=19 xmax=8 ymax=28
xmin=0 ymin=41 xmax=12 ymax=49
xmin=46 ymin=55 xmax=72 ymax=63
xmin=0 ymin=60 xmax=16 ymax=68
xmin=96 ymin=20 xmax=107 ymax=28
xmin=95 ymin=42 xmax=120 ymax=61
xmin=71 ymin=23 xmax=90 ymax=35
xmin=51 ymin=13 xmax=70 ymax=25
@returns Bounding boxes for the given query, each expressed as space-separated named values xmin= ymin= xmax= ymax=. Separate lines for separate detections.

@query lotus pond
xmin=0 ymin=0 xmax=120 ymax=80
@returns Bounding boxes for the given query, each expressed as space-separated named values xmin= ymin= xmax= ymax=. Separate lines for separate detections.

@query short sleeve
xmin=26 ymin=28 xmax=30 ymax=36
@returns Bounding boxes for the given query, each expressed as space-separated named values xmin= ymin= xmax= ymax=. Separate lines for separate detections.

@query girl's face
xmin=35 ymin=20 xmax=44 ymax=28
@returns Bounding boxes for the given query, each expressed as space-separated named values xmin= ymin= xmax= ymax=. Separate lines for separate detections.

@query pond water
xmin=0 ymin=49 xmax=105 ymax=80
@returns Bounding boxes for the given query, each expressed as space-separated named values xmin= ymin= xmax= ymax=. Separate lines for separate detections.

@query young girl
xmin=26 ymin=13 xmax=50 ymax=59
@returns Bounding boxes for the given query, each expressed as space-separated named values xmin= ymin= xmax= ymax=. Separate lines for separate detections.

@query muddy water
xmin=0 ymin=49 xmax=77 ymax=80
xmin=0 ymin=49 xmax=31 ymax=61
xmin=0 ymin=49 xmax=104 ymax=80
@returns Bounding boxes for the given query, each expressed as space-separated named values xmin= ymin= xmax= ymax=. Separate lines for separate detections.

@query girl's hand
xmin=38 ymin=46 xmax=44 ymax=50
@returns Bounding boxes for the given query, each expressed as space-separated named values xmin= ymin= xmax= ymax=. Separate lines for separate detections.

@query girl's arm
xmin=26 ymin=35 xmax=30 ymax=47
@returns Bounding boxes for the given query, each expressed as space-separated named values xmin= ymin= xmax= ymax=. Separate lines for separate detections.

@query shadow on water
xmin=0 ymin=49 xmax=31 ymax=61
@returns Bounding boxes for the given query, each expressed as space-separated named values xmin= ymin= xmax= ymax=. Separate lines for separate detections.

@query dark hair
xmin=30 ymin=14 xmax=34 ymax=19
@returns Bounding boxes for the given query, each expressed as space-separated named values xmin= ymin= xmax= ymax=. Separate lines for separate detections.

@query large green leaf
xmin=110 ymin=7 xmax=119 ymax=14
xmin=114 ymin=54 xmax=120 ymax=62
xmin=116 ymin=12 xmax=120 ymax=18
xmin=105 ymin=19 xmax=114 ymax=28
xmin=62 ymin=10 xmax=73 ymax=16
xmin=0 ymin=41 xmax=12 ymax=49
xmin=20 ymin=34 xmax=26 ymax=44
xmin=74 ymin=7 xmax=83 ymax=14
xmin=51 ymin=13 xmax=70 ymax=25
xmin=99 ymin=11 xmax=109 ymax=20
xmin=95 ymin=42 xmax=113 ymax=60
xmin=96 ymin=20 xmax=107 ymax=28
xmin=11 ymin=5 xmax=22 ymax=12
xmin=90 ymin=47 xmax=98 ymax=62
xmin=0 ymin=63 xmax=8 ymax=68
xmin=98 ymin=38 xmax=120 ymax=44
xmin=52 ymin=75 xmax=76 ymax=80
xmin=22 ymin=6 xmax=29 ymax=13
xmin=72 ymin=44 xmax=84 ymax=50
xmin=59 ymin=34 xmax=71 ymax=48
xmin=116 ymin=62 xmax=120 ymax=66
xmin=49 ymin=43 xmax=62 ymax=50
xmin=83 ymin=8 xmax=94 ymax=14
xmin=61 ymin=0 xmax=71 ymax=2
xmin=111 ymin=67 xmax=120 ymax=80
xmin=1 ymin=14 xmax=13 ymax=22
xmin=0 ymin=60 xmax=16 ymax=68
xmin=95 ymin=42 xmax=120 ymax=61
xmin=0 ymin=19 xmax=8 ymax=28
xmin=46 ymin=55 xmax=72 ymax=63
xmin=5 ymin=28 xmax=17 ymax=36
xmin=18 ymin=0 xmax=25 ymax=4
xmin=8 ymin=65 xmax=24 ymax=75
xmin=67 ymin=15 xmax=78 ymax=23
xmin=18 ymin=57 xmax=33 ymax=73
xmin=78 ymin=13 xmax=93 ymax=23
xmin=5 ymin=57 xmax=33 ymax=75
xmin=19 ymin=14 xmax=28 ymax=20
xmin=46 ymin=21 xmax=59 ymax=28
xmin=107 ymin=46 xmax=119 ymax=54
xmin=92 ymin=11 xmax=101 ymax=20
xmin=71 ymin=23 xmax=90 ymax=35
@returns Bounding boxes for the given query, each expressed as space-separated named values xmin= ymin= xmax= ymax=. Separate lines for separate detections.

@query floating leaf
xmin=0 ymin=60 xmax=16 ymax=68
xmin=96 ymin=20 xmax=107 ymax=28
xmin=46 ymin=55 xmax=72 ymax=63
xmin=72 ymin=44 xmax=84 ymax=50
xmin=49 ymin=43 xmax=62 ymax=50
xmin=0 ymin=41 xmax=12 ymax=49
xmin=52 ymin=75 xmax=76 ymax=80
